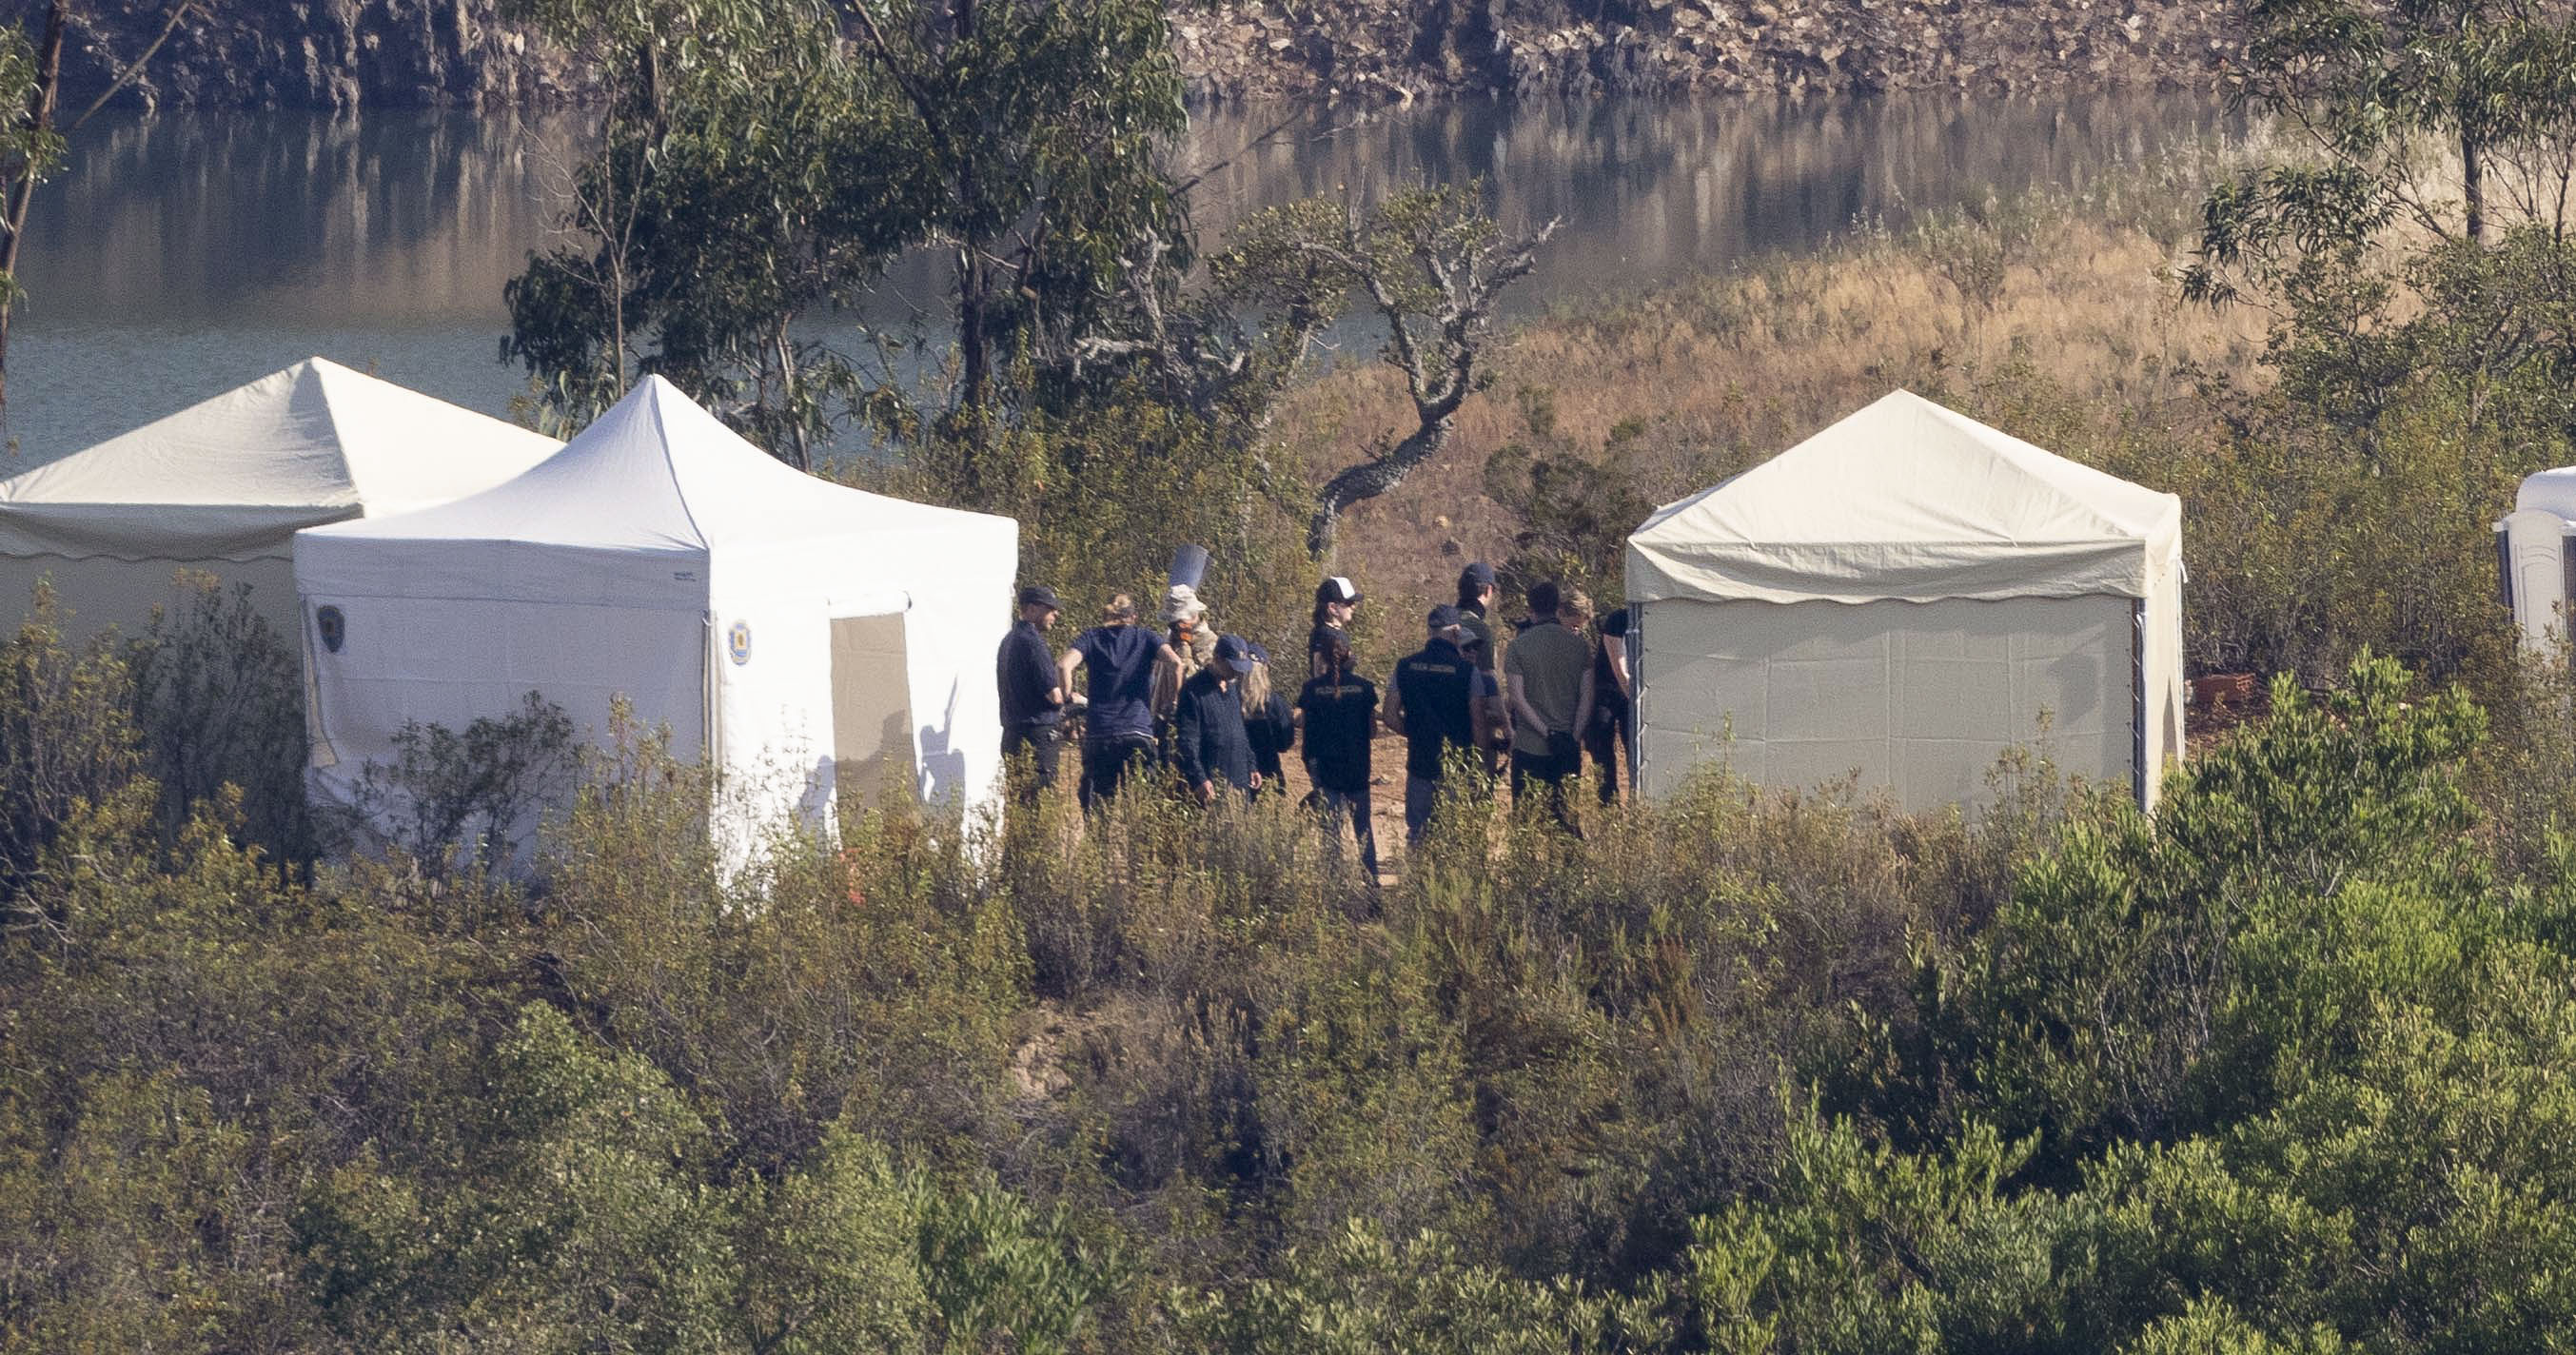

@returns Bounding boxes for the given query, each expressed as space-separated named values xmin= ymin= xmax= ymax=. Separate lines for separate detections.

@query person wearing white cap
xmin=1308 ymin=575 xmax=1363 ymax=678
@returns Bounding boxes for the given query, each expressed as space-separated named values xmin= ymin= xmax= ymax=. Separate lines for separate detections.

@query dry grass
xmin=1283 ymin=174 xmax=2272 ymax=645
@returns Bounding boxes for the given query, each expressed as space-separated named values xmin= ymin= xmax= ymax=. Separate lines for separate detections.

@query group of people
xmin=995 ymin=561 xmax=1636 ymax=874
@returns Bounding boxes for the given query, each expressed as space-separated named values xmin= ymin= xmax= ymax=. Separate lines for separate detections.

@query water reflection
xmin=9 ymin=93 xmax=2232 ymax=460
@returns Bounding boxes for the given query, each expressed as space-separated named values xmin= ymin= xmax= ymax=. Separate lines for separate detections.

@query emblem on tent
xmin=316 ymin=606 xmax=345 ymax=654
xmin=727 ymin=620 xmax=752 ymax=665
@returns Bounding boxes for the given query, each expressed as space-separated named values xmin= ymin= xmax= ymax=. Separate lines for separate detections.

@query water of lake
xmin=6 ymin=93 xmax=2234 ymax=462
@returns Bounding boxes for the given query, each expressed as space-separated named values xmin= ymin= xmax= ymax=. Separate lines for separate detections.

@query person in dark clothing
xmin=1382 ymin=605 xmax=1481 ymax=843
xmin=1058 ymin=592 xmax=1161 ymax=808
xmin=1504 ymin=581 xmax=1595 ymax=834
xmin=1584 ymin=605 xmax=1635 ymax=806
xmin=1298 ymin=634 xmax=1381 ymax=877
xmin=1308 ymin=575 xmax=1362 ymax=678
xmin=1239 ymin=640 xmax=1296 ymax=797
xmin=1173 ymin=633 xmax=1260 ymax=801
xmin=1456 ymin=561 xmax=1504 ymax=775
xmin=996 ymin=585 xmax=1066 ymax=800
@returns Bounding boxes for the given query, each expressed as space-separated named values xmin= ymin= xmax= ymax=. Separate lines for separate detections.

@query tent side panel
xmin=706 ymin=558 xmax=836 ymax=839
xmin=1 ymin=553 xmax=300 ymax=638
xmin=2504 ymin=508 xmax=2572 ymax=649
xmin=1635 ymin=595 xmax=2136 ymax=812
xmin=2142 ymin=556 xmax=2186 ymax=811
xmin=892 ymin=518 xmax=1013 ymax=816
xmin=304 ymin=592 xmax=708 ymax=834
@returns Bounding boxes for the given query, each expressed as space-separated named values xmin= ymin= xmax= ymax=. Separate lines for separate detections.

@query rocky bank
xmin=18 ymin=0 xmax=2238 ymax=110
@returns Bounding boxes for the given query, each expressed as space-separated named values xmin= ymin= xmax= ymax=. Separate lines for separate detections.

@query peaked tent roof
xmin=1625 ymin=389 xmax=2182 ymax=604
xmin=302 ymin=375 xmax=1002 ymax=556
xmin=0 ymin=357 xmax=560 ymax=561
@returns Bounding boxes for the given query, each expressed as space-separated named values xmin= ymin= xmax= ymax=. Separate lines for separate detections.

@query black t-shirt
xmin=1594 ymin=607 xmax=1631 ymax=713
xmin=1393 ymin=639 xmax=1476 ymax=779
xmin=1298 ymin=671 xmax=1380 ymax=793
xmin=996 ymin=620 xmax=1061 ymax=728
xmin=1073 ymin=622 xmax=1158 ymax=741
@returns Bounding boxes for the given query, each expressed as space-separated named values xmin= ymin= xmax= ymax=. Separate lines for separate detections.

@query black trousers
xmin=1080 ymin=735 xmax=1157 ymax=809
xmin=1511 ymin=740 xmax=1583 ymax=833
xmin=1003 ymin=722 xmax=1062 ymax=801
xmin=1311 ymin=781 xmax=1379 ymax=878
xmin=1583 ymin=701 xmax=1634 ymax=806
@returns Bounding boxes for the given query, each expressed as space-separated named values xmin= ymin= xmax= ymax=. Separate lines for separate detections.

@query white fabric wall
xmin=706 ymin=549 xmax=839 ymax=844
xmin=1635 ymin=594 xmax=2138 ymax=812
xmin=0 ymin=553 xmax=302 ymax=639
xmin=303 ymin=592 xmax=708 ymax=827
xmin=2503 ymin=507 xmax=2571 ymax=650
xmin=2143 ymin=556 xmax=2186 ymax=809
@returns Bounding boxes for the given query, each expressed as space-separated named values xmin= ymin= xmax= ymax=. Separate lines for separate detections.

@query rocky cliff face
xmin=15 ymin=0 xmax=583 ymax=109
xmin=1179 ymin=0 xmax=2239 ymax=101
xmin=21 ymin=0 xmax=2236 ymax=111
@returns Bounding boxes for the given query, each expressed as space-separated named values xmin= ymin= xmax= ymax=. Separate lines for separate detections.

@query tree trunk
xmin=0 ymin=0 xmax=68 ymax=412
xmin=2463 ymin=126 xmax=2485 ymax=243
xmin=1309 ymin=410 xmax=1455 ymax=559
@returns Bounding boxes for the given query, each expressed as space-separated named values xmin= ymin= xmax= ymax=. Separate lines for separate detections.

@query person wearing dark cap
xmin=1456 ymin=561 xmax=1506 ymax=776
xmin=1456 ymin=562 xmax=1501 ymax=675
xmin=1238 ymin=639 xmax=1296 ymax=797
xmin=997 ymin=585 xmax=1066 ymax=800
xmin=1174 ymin=633 xmax=1261 ymax=802
xmin=1058 ymin=592 xmax=1161 ymax=808
xmin=1382 ymin=604 xmax=1481 ymax=843
xmin=1298 ymin=633 xmax=1381 ymax=876
xmin=1308 ymin=576 xmax=1363 ymax=678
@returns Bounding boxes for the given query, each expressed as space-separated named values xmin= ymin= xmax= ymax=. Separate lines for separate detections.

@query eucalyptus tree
xmin=2186 ymin=0 xmax=2576 ymax=433
xmin=502 ymin=0 xmax=1188 ymax=475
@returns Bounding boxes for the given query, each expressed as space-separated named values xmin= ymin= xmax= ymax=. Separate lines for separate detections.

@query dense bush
xmin=16 ymin=552 xmax=2576 ymax=1352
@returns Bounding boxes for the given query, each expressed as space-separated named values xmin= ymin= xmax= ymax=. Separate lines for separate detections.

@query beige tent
xmin=1625 ymin=390 xmax=2185 ymax=812
xmin=0 ymin=358 xmax=557 ymax=638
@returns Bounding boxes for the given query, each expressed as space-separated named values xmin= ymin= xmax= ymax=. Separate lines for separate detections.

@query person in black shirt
xmin=1058 ymin=592 xmax=1161 ymax=808
xmin=1584 ymin=605 xmax=1634 ymax=806
xmin=996 ymin=584 xmax=1065 ymax=801
xmin=1383 ymin=605 xmax=1480 ymax=843
xmin=1308 ymin=575 xmax=1362 ymax=678
xmin=1173 ymin=634 xmax=1259 ymax=801
xmin=1240 ymin=641 xmax=1296 ymax=798
xmin=1298 ymin=633 xmax=1381 ymax=877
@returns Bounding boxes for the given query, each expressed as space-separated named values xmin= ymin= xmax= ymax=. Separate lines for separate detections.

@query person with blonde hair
xmin=1237 ymin=640 xmax=1295 ymax=798
xmin=1151 ymin=583 xmax=1215 ymax=774
xmin=1059 ymin=591 xmax=1160 ymax=807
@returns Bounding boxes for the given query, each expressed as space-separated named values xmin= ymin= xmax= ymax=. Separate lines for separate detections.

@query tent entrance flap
xmin=829 ymin=612 xmax=914 ymax=812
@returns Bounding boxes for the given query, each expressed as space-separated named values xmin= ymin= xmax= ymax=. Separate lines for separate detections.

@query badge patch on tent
xmin=316 ymin=606 xmax=345 ymax=654
xmin=727 ymin=620 xmax=753 ymax=665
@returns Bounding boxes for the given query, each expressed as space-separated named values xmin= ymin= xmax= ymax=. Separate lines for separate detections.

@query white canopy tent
xmin=0 ymin=358 xmax=559 ymax=637
xmin=1625 ymin=389 xmax=2186 ymax=813
xmin=2497 ymin=466 xmax=2576 ymax=650
xmin=295 ymin=376 xmax=1017 ymax=856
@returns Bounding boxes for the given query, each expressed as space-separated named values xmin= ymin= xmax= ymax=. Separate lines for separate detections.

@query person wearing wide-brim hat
xmin=1151 ymin=583 xmax=1216 ymax=724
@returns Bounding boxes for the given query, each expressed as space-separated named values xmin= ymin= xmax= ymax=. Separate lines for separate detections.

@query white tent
xmin=1624 ymin=390 xmax=2185 ymax=813
xmin=2498 ymin=466 xmax=2576 ymax=650
xmin=0 ymin=358 xmax=559 ymax=638
xmin=294 ymin=376 xmax=1017 ymax=854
